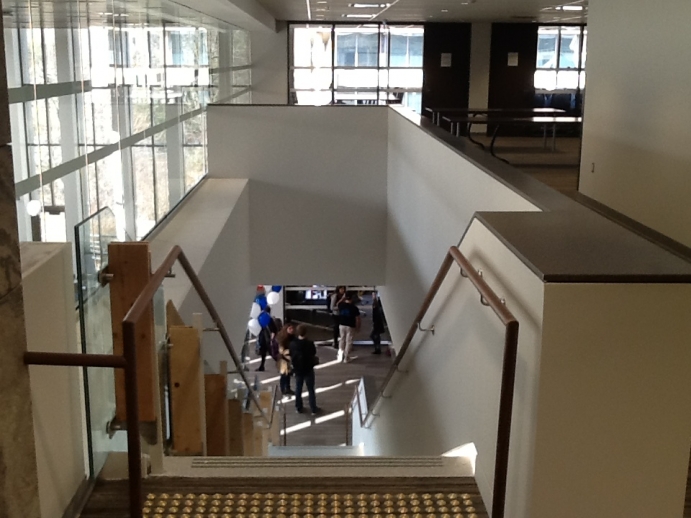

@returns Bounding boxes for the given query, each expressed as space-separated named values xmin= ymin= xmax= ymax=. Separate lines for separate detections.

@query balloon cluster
xmin=247 ymin=285 xmax=282 ymax=336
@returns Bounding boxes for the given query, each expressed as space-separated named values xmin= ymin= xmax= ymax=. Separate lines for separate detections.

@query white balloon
xmin=248 ymin=318 xmax=261 ymax=336
xmin=267 ymin=291 xmax=280 ymax=306
xmin=249 ymin=302 xmax=261 ymax=318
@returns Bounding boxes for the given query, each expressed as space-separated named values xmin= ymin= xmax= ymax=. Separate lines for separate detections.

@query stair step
xmin=159 ymin=455 xmax=474 ymax=478
xmin=268 ymin=444 xmax=364 ymax=457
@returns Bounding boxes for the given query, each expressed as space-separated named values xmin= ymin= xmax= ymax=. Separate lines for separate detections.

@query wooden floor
xmin=249 ymin=330 xmax=393 ymax=447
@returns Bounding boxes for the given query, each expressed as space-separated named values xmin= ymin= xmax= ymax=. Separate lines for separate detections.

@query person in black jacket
xmin=289 ymin=324 xmax=321 ymax=415
xmin=370 ymin=293 xmax=386 ymax=354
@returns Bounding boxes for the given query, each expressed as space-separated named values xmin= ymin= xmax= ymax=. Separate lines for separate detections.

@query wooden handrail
xmin=363 ymin=246 xmax=519 ymax=518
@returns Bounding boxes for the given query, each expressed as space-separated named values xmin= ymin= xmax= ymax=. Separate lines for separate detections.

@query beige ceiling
xmin=256 ymin=0 xmax=588 ymax=23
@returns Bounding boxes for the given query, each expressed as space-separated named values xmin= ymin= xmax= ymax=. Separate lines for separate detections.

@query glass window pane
xmin=336 ymin=33 xmax=356 ymax=66
xmin=559 ymin=28 xmax=581 ymax=69
xmin=334 ymin=68 xmax=378 ymax=89
xmin=556 ymin=70 xmax=579 ymax=90
xmin=184 ymin=146 xmax=205 ymax=190
xmin=293 ymin=68 xmax=332 ymax=90
xmin=356 ymin=32 xmax=378 ymax=67
xmin=387 ymin=68 xmax=423 ymax=88
xmin=232 ymin=30 xmax=250 ymax=66
xmin=155 ymin=148 xmax=169 ymax=220
xmin=390 ymin=35 xmax=408 ymax=67
xmin=43 ymin=29 xmax=59 ymax=83
xmin=534 ymin=70 xmax=557 ymax=91
xmin=292 ymin=26 xmax=332 ymax=68
xmin=537 ymin=27 xmax=558 ymax=69
xmin=131 ymin=145 xmax=155 ymax=238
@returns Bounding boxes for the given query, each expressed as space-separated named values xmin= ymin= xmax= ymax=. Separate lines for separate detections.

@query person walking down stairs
xmin=289 ymin=324 xmax=322 ymax=416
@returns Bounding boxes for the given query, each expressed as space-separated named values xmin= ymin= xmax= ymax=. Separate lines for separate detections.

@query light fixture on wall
xmin=26 ymin=199 xmax=41 ymax=217
xmin=349 ymin=3 xmax=390 ymax=7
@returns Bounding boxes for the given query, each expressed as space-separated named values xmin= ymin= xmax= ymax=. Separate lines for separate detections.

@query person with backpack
xmin=370 ymin=292 xmax=386 ymax=355
xmin=329 ymin=286 xmax=346 ymax=349
xmin=256 ymin=307 xmax=277 ymax=371
xmin=275 ymin=321 xmax=295 ymax=396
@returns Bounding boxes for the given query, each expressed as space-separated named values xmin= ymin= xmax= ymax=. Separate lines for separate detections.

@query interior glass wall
xmin=289 ymin=23 xmax=423 ymax=113
xmin=5 ymin=0 xmax=252 ymax=250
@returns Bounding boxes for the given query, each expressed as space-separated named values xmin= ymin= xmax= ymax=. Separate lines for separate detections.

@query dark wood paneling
xmin=421 ymin=23 xmax=472 ymax=117
xmin=488 ymin=23 xmax=538 ymax=111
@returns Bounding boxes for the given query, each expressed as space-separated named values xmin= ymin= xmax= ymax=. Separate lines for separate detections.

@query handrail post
xmin=123 ymin=321 xmax=143 ymax=518
xmin=491 ymin=319 xmax=520 ymax=518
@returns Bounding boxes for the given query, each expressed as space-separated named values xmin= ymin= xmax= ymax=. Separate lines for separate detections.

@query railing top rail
xmin=122 ymin=244 xmax=270 ymax=425
xmin=366 ymin=246 xmax=516 ymax=423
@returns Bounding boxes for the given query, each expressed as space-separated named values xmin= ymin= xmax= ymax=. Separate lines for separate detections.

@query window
xmin=534 ymin=26 xmax=587 ymax=91
xmin=289 ymin=23 xmax=424 ymax=113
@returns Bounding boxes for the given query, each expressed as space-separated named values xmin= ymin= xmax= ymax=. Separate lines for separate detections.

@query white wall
xmin=23 ymin=243 xmax=86 ymax=518
xmin=579 ymin=0 xmax=691 ymax=247
xmin=250 ymin=24 xmax=288 ymax=105
xmin=149 ymin=179 xmax=255 ymax=368
xmin=529 ymin=282 xmax=691 ymax=518
xmin=381 ymin=109 xmax=539 ymax=356
xmin=363 ymin=219 xmax=546 ymax=517
xmin=207 ymin=106 xmax=389 ymax=285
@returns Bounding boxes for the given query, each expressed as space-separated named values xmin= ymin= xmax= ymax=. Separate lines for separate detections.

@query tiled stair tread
xmin=192 ymin=456 xmax=445 ymax=468
xmin=81 ymin=479 xmax=488 ymax=517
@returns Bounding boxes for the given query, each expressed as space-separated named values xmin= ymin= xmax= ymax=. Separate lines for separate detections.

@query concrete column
xmin=55 ymin=28 xmax=82 ymax=270
xmin=0 ymin=2 xmax=41 ymax=516
xmin=218 ymin=31 xmax=232 ymax=100
xmin=165 ymin=103 xmax=184 ymax=205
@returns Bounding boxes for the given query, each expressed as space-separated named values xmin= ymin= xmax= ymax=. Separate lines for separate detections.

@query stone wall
xmin=0 ymin=3 xmax=41 ymax=516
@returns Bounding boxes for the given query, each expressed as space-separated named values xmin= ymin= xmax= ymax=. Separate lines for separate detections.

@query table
xmin=424 ymin=106 xmax=566 ymax=126
xmin=440 ymin=114 xmax=583 ymax=159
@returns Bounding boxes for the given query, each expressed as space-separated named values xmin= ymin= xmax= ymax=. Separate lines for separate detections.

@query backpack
xmin=270 ymin=337 xmax=280 ymax=361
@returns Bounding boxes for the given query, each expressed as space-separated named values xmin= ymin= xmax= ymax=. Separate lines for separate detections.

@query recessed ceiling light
xmin=441 ymin=9 xmax=448 ymax=12
xmin=562 ymin=5 xmax=585 ymax=10
xmin=343 ymin=13 xmax=375 ymax=17
xmin=349 ymin=3 xmax=390 ymax=8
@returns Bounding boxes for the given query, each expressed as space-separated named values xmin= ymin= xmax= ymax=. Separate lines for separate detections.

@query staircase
xmin=81 ymin=457 xmax=488 ymax=517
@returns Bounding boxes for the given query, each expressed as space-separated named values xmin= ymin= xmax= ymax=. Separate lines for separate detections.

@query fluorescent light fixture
xmin=349 ymin=3 xmax=390 ymax=7
xmin=343 ymin=13 xmax=374 ymax=18
xmin=562 ymin=4 xmax=584 ymax=9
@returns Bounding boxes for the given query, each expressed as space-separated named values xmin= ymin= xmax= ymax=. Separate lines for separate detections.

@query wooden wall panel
xmin=108 ymin=242 xmax=156 ymax=422
xmin=169 ymin=325 xmax=204 ymax=455
xmin=204 ymin=362 xmax=228 ymax=456
xmin=227 ymin=399 xmax=244 ymax=456
xmin=421 ymin=23 xmax=472 ymax=117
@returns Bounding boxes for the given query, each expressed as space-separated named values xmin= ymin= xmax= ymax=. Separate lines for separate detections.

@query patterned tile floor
xmin=141 ymin=491 xmax=483 ymax=517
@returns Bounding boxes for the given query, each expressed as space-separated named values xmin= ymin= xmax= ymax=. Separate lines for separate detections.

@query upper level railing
xmin=357 ymin=245 xmax=519 ymax=518
xmin=26 ymin=243 xmax=270 ymax=518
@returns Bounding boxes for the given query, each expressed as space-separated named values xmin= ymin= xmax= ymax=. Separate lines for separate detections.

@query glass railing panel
xmin=75 ymin=207 xmax=128 ymax=476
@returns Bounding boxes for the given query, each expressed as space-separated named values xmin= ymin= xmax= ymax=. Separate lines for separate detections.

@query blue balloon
xmin=258 ymin=311 xmax=272 ymax=328
xmin=255 ymin=294 xmax=267 ymax=309
xmin=271 ymin=285 xmax=282 ymax=293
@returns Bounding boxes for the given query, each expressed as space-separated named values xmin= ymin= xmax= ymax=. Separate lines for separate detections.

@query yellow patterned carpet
xmin=142 ymin=491 xmax=483 ymax=517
